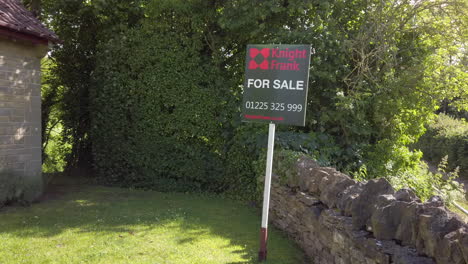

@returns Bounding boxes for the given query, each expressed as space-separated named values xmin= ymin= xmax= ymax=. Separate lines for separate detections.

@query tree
xmin=22 ymin=0 xmax=41 ymax=17
xmin=35 ymin=0 xmax=467 ymax=196
xmin=37 ymin=0 xmax=146 ymax=171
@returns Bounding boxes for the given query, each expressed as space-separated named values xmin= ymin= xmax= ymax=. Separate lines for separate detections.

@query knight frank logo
xmin=249 ymin=48 xmax=270 ymax=70
xmin=248 ymin=47 xmax=308 ymax=71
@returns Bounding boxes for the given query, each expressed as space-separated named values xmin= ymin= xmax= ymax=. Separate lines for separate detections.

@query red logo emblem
xmin=248 ymin=48 xmax=270 ymax=70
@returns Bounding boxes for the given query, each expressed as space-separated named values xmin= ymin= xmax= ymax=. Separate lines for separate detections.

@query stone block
xmin=417 ymin=209 xmax=464 ymax=259
xmin=0 ymin=126 xmax=17 ymax=136
xmin=0 ymin=108 xmax=12 ymax=117
xmin=269 ymin=156 xmax=468 ymax=264
xmin=319 ymin=171 xmax=355 ymax=208
xmin=333 ymin=231 xmax=346 ymax=249
xmin=24 ymin=135 xmax=41 ymax=148
xmin=0 ymin=148 xmax=27 ymax=155
xmin=306 ymin=167 xmax=333 ymax=195
xmin=29 ymin=70 xmax=41 ymax=84
xmin=350 ymin=247 xmax=366 ymax=261
xmin=298 ymin=191 xmax=320 ymax=206
xmin=435 ymin=228 xmax=465 ymax=264
xmin=12 ymin=108 xmax=25 ymax=117
xmin=394 ymin=202 xmax=421 ymax=246
xmin=335 ymin=256 xmax=346 ymax=264
xmin=395 ymin=188 xmax=420 ymax=202
xmin=0 ymin=135 xmax=24 ymax=145
xmin=458 ymin=227 xmax=468 ymax=263
xmin=337 ymin=182 xmax=364 ymax=216
xmin=0 ymin=161 xmax=25 ymax=170
xmin=0 ymin=144 xmax=24 ymax=150
xmin=0 ymin=86 xmax=25 ymax=95
xmin=25 ymin=83 xmax=41 ymax=96
xmin=25 ymin=96 xmax=41 ymax=122
xmin=349 ymin=178 xmax=395 ymax=230
xmin=0 ymin=94 xmax=24 ymax=102
xmin=370 ymin=196 xmax=401 ymax=240
xmin=295 ymin=156 xmax=320 ymax=191
xmin=9 ymin=115 xmax=25 ymax=122
xmin=365 ymin=257 xmax=377 ymax=264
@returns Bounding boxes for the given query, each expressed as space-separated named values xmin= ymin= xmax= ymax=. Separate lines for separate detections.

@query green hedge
xmin=64 ymin=0 xmax=467 ymax=199
xmin=415 ymin=114 xmax=468 ymax=177
xmin=91 ymin=20 xmax=231 ymax=191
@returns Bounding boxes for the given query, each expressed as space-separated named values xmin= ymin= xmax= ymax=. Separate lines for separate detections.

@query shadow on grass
xmin=0 ymin=183 xmax=306 ymax=264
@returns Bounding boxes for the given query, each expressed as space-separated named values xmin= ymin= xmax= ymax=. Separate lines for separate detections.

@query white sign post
xmin=241 ymin=44 xmax=311 ymax=262
xmin=258 ymin=123 xmax=275 ymax=261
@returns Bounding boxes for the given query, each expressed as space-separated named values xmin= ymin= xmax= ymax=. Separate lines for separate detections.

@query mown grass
xmin=449 ymin=199 xmax=468 ymax=223
xmin=0 ymin=185 xmax=306 ymax=264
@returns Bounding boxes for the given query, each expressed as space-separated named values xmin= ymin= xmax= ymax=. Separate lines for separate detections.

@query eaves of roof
xmin=0 ymin=0 xmax=59 ymax=44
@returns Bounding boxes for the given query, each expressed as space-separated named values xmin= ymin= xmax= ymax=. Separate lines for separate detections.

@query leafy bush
xmin=253 ymin=149 xmax=307 ymax=202
xmin=41 ymin=58 xmax=71 ymax=173
xmin=42 ymin=123 xmax=71 ymax=173
xmin=222 ymin=124 xmax=269 ymax=200
xmin=40 ymin=0 xmax=148 ymax=170
xmin=388 ymin=157 xmax=465 ymax=203
xmin=414 ymin=114 xmax=468 ymax=178
xmin=265 ymin=149 xmax=465 ymax=203
xmin=37 ymin=0 xmax=467 ymax=199
xmin=91 ymin=4 xmax=233 ymax=192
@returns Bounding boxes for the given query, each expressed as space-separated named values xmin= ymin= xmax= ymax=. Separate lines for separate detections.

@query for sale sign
xmin=242 ymin=44 xmax=311 ymax=126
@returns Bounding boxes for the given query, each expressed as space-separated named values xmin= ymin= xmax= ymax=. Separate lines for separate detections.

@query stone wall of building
xmin=269 ymin=156 xmax=468 ymax=264
xmin=0 ymin=37 xmax=47 ymax=201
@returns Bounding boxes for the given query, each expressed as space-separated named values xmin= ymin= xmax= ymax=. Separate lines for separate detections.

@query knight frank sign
xmin=242 ymin=44 xmax=312 ymax=126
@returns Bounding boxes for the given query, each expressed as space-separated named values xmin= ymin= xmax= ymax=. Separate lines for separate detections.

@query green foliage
xmin=388 ymin=157 xmax=465 ymax=203
xmin=91 ymin=2 xmax=232 ymax=192
xmin=42 ymin=122 xmax=71 ymax=173
xmin=223 ymin=124 xmax=269 ymax=200
xmin=37 ymin=0 xmax=467 ymax=198
xmin=217 ymin=0 xmax=467 ymax=180
xmin=40 ymin=0 xmax=148 ymax=170
xmin=351 ymin=164 xmax=368 ymax=182
xmin=414 ymin=113 xmax=468 ymax=177
xmin=275 ymin=130 xmax=375 ymax=174
xmin=41 ymin=59 xmax=71 ymax=173
xmin=254 ymin=149 xmax=329 ymax=201
xmin=434 ymin=156 xmax=465 ymax=204
xmin=272 ymin=150 xmax=303 ymax=187
xmin=424 ymin=113 xmax=468 ymax=137
xmin=264 ymin=149 xmax=465 ymax=204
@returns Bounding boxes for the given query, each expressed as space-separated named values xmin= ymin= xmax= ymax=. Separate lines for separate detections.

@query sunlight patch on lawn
xmin=0 ymin=186 xmax=305 ymax=264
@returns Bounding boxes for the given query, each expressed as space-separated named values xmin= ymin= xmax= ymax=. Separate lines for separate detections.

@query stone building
xmin=0 ymin=0 xmax=58 ymax=201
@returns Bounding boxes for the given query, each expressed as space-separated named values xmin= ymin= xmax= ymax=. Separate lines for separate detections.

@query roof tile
xmin=0 ymin=0 xmax=59 ymax=42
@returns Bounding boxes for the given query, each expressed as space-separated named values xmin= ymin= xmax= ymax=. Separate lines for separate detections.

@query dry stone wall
xmin=269 ymin=156 xmax=467 ymax=264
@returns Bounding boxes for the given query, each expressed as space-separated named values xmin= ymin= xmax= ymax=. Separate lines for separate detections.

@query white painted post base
xmin=258 ymin=123 xmax=276 ymax=261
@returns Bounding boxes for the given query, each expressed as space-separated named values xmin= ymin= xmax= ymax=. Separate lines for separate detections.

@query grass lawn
xmin=0 ymin=183 xmax=306 ymax=264
xmin=450 ymin=199 xmax=468 ymax=222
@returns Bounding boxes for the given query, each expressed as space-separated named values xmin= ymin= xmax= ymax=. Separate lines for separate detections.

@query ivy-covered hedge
xmin=92 ymin=18 xmax=231 ymax=192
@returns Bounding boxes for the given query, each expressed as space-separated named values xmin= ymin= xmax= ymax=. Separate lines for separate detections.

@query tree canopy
xmin=34 ymin=0 xmax=467 ymax=198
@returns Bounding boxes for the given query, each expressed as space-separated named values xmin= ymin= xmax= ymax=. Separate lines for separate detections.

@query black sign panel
xmin=242 ymin=44 xmax=311 ymax=126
